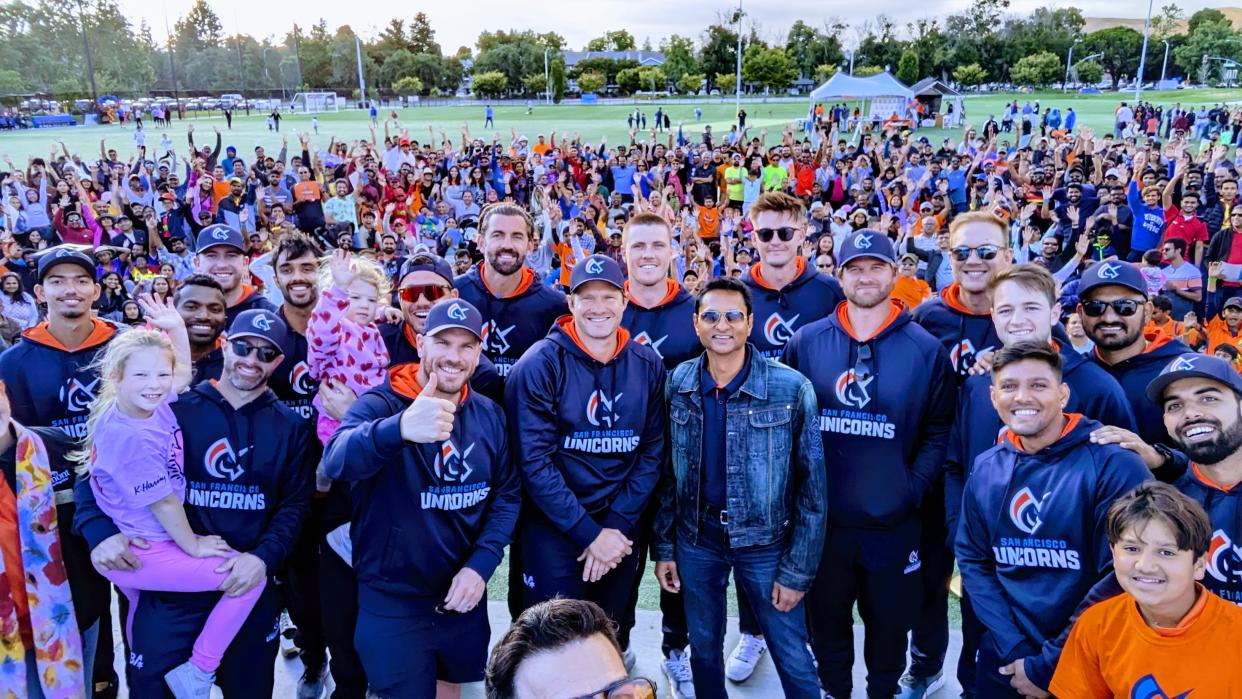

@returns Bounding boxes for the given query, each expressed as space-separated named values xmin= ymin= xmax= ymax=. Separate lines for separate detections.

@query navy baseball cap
xmin=837 ymin=230 xmax=896 ymax=267
xmin=399 ymin=252 xmax=455 ymax=286
xmin=1078 ymin=260 xmax=1147 ymax=298
xmin=1146 ymin=353 xmax=1242 ymax=403
xmin=37 ymin=246 xmax=96 ymax=282
xmin=570 ymin=254 xmax=625 ymax=292
xmin=226 ymin=309 xmax=287 ymax=355
xmin=196 ymin=224 xmax=245 ymax=253
xmin=1225 ymin=297 xmax=1242 ymax=311
xmin=424 ymin=298 xmax=483 ymax=340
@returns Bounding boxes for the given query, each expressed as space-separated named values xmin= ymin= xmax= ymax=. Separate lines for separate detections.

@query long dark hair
xmin=1 ymin=273 xmax=23 ymax=303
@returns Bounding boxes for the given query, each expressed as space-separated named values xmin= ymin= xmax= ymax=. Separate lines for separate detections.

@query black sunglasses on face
xmin=1080 ymin=299 xmax=1141 ymax=318
xmin=229 ymin=339 xmax=281 ymax=362
xmin=949 ymin=244 xmax=1001 ymax=262
xmin=755 ymin=226 xmax=798 ymax=243
xmin=699 ymin=309 xmax=747 ymax=325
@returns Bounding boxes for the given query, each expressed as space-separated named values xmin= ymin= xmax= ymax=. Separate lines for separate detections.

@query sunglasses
xmin=570 ymin=677 xmax=657 ymax=699
xmin=698 ymin=309 xmax=747 ymax=325
xmin=229 ymin=339 xmax=281 ymax=362
xmin=854 ymin=342 xmax=874 ymax=382
xmin=755 ymin=226 xmax=799 ymax=243
xmin=948 ymin=244 xmax=1001 ymax=262
xmin=1081 ymin=299 xmax=1141 ymax=318
xmin=399 ymin=284 xmax=451 ymax=303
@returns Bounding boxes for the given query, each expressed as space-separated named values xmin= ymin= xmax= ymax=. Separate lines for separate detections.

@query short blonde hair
xmin=747 ymin=192 xmax=807 ymax=225
xmin=948 ymin=211 xmax=1008 ymax=248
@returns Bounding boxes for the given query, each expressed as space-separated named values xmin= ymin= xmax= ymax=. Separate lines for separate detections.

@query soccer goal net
xmin=290 ymin=92 xmax=342 ymax=113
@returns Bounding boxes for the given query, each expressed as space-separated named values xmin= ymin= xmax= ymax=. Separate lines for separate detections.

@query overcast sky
xmin=123 ymin=0 xmax=1231 ymax=50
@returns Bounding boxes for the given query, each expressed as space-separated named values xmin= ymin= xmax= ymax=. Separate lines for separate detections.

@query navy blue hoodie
xmin=224 ymin=284 xmax=278 ymax=326
xmin=505 ymin=316 xmax=666 ymax=548
xmin=911 ymin=283 xmax=1001 ymax=381
xmin=1175 ymin=465 xmax=1242 ymax=605
xmin=956 ymin=414 xmax=1151 ymax=689
xmin=455 ymin=263 xmax=567 ymax=379
xmin=267 ymin=307 xmax=319 ymax=422
xmin=740 ymin=259 xmax=844 ymax=359
xmin=379 ymin=320 xmax=504 ymax=404
xmin=621 ymin=280 xmax=700 ymax=371
xmin=1090 ymin=334 xmax=1192 ymax=452
xmin=945 ymin=342 xmax=1137 ymax=540
xmin=782 ymin=301 xmax=956 ymax=528
xmin=74 ymin=381 xmax=312 ymax=571
xmin=322 ymin=364 xmax=521 ymax=615
xmin=0 ymin=319 xmax=118 ymax=437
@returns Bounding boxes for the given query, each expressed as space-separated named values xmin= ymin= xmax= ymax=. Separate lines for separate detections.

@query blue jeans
xmin=677 ymin=515 xmax=820 ymax=699
xmin=26 ymin=619 xmax=97 ymax=699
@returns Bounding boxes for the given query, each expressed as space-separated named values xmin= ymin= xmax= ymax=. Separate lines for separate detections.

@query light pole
xmin=1136 ymin=0 xmax=1154 ymax=100
xmin=356 ymin=35 xmax=367 ymax=108
xmin=544 ymin=47 xmax=551 ymax=105
xmin=1160 ymin=39 xmax=1171 ymax=86
xmin=75 ymin=0 xmax=97 ymax=101
xmin=733 ymin=0 xmax=744 ymax=115
xmin=262 ymin=46 xmax=273 ymax=84
xmin=846 ymin=49 xmax=855 ymax=75
xmin=1064 ymin=38 xmax=1082 ymax=92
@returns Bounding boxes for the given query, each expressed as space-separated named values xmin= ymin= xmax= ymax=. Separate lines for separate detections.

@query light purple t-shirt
xmin=89 ymin=400 xmax=185 ymax=541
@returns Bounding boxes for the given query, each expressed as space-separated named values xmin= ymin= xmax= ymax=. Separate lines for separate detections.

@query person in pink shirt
xmin=307 ymin=247 xmax=392 ymax=444
xmin=83 ymin=295 xmax=263 ymax=699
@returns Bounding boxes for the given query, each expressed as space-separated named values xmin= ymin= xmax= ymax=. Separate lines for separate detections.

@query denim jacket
xmin=652 ymin=346 xmax=827 ymax=591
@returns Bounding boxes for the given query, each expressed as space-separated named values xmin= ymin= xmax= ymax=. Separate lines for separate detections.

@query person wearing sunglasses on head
xmin=781 ymin=230 xmax=956 ymax=699
xmin=73 ymin=308 xmax=312 ymax=698
xmin=653 ymin=277 xmax=826 ymax=697
xmin=486 ymin=598 xmax=658 ymax=699
xmin=739 ymin=192 xmax=844 ymax=360
xmin=1076 ymin=260 xmax=1193 ymax=464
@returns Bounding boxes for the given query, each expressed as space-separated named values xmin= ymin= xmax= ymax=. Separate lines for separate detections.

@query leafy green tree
xmin=785 ymin=20 xmax=844 ymax=79
xmin=676 ymin=73 xmax=704 ymax=94
xmin=407 ymin=12 xmax=440 ymax=55
xmin=471 ymin=70 xmax=508 ymax=98
xmin=472 ymin=41 xmax=545 ymax=93
xmin=1074 ymin=60 xmax=1103 ymax=85
xmin=1010 ymin=51 xmax=1062 ymax=86
xmin=700 ymin=25 xmax=739 ymax=89
xmin=585 ymin=30 xmax=636 ymax=52
xmin=381 ymin=49 xmax=419 ymax=87
xmin=1151 ymin=4 xmax=1184 ymax=40
xmin=814 ymin=64 xmax=838 ymax=83
xmin=1188 ymin=8 xmax=1228 ymax=34
xmin=174 ymin=0 xmax=223 ymax=51
xmin=637 ymin=67 xmax=666 ymax=91
xmin=742 ymin=46 xmax=796 ymax=92
xmin=896 ymin=49 xmax=920 ymax=84
xmin=550 ymin=57 xmax=566 ymax=102
xmin=393 ymin=76 xmax=423 ymax=94
xmin=523 ymin=74 xmax=547 ymax=95
xmin=1084 ymin=26 xmax=1144 ymax=90
xmin=616 ymin=67 xmax=642 ymax=94
xmin=1173 ymin=18 xmax=1242 ymax=83
xmin=577 ymin=72 xmax=605 ymax=94
xmin=715 ymin=72 xmax=736 ymax=94
xmin=0 ymin=69 xmax=24 ymax=94
xmin=660 ymin=35 xmax=698 ymax=82
xmin=853 ymin=65 xmax=884 ymax=77
xmin=952 ymin=62 xmax=987 ymax=86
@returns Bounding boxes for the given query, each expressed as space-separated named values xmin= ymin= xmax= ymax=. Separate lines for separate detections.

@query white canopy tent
xmin=910 ymin=77 xmax=965 ymax=128
xmin=809 ymin=71 xmax=915 ymax=122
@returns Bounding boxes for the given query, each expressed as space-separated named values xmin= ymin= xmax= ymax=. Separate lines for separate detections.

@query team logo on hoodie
xmin=59 ymin=377 xmax=98 ymax=414
xmin=834 ymin=369 xmax=873 ymax=409
xmin=587 ymin=390 xmax=623 ymax=428
xmin=633 ymin=331 xmax=668 ymax=358
xmin=763 ymin=312 xmax=801 ymax=347
xmin=289 ymin=361 xmax=316 ymax=395
xmin=564 ymin=390 xmax=640 ymax=454
xmin=1009 ymin=486 xmax=1050 ymax=535
xmin=1129 ymin=674 xmax=1191 ymax=699
xmin=422 ymin=439 xmax=490 ymax=511
xmin=187 ymin=437 xmax=266 ymax=510
xmin=995 ymin=486 xmax=1081 ymax=570
xmin=1207 ymin=529 xmax=1242 ymax=597
xmin=204 ymin=437 xmax=245 ymax=481
xmin=481 ymin=320 xmax=516 ymax=374
xmin=949 ymin=339 xmax=994 ymax=376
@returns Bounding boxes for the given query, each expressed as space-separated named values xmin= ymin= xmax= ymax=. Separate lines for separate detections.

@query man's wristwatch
xmin=1151 ymin=442 xmax=1175 ymax=470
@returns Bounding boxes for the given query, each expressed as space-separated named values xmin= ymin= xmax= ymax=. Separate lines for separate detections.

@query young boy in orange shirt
xmin=1050 ymin=482 xmax=1242 ymax=697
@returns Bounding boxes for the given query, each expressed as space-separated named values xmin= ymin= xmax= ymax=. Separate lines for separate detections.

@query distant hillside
xmin=1083 ymin=7 xmax=1242 ymax=34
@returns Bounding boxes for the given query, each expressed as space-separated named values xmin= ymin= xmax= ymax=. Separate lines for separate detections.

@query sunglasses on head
xmin=755 ymin=226 xmax=798 ymax=243
xmin=570 ymin=677 xmax=657 ymax=699
xmin=698 ymin=309 xmax=747 ymax=325
xmin=398 ymin=284 xmax=451 ymax=303
xmin=1080 ymin=299 xmax=1141 ymax=317
xmin=948 ymin=244 xmax=1001 ymax=262
xmin=229 ymin=338 xmax=281 ymax=362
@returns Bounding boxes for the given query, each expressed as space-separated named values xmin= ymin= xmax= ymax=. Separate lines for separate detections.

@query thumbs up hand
xmin=400 ymin=372 xmax=457 ymax=443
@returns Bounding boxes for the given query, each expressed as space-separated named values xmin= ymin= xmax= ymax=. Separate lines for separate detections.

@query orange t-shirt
xmin=1204 ymin=316 xmax=1241 ymax=353
xmin=1050 ymin=586 xmax=1242 ymax=698
xmin=293 ymin=180 xmax=323 ymax=204
xmin=697 ymin=207 xmax=720 ymax=240
xmin=892 ymin=275 xmax=932 ymax=309
xmin=553 ymin=241 xmax=578 ymax=287
xmin=0 ymin=477 xmax=33 ymax=648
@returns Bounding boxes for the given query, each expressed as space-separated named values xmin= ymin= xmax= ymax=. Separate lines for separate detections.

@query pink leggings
xmin=99 ymin=540 xmax=266 ymax=673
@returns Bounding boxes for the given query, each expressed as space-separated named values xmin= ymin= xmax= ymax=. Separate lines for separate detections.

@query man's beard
xmin=1089 ymin=320 xmax=1143 ymax=351
xmin=1176 ymin=412 xmax=1242 ymax=465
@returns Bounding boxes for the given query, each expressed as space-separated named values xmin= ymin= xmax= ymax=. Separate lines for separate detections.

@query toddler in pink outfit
xmin=307 ymin=248 xmax=392 ymax=444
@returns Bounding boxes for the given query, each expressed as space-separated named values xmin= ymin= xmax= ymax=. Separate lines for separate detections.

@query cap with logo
xmin=399 ymin=252 xmax=455 ymax=286
xmin=37 ymin=246 xmax=96 ymax=282
xmin=570 ymin=254 xmax=625 ymax=292
xmin=424 ymin=298 xmax=483 ymax=340
xmin=227 ymin=309 xmax=287 ymax=355
xmin=1078 ymin=260 xmax=1147 ymax=298
xmin=837 ymin=230 xmax=897 ymax=266
xmin=1145 ymin=353 xmax=1242 ymax=403
xmin=1226 ymin=297 xmax=1242 ymax=311
xmin=195 ymin=224 xmax=245 ymax=253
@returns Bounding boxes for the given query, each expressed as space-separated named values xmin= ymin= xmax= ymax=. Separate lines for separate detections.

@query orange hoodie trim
xmin=1191 ymin=463 xmax=1239 ymax=493
xmin=941 ymin=283 xmax=991 ymax=317
xmin=387 ymin=363 xmax=469 ymax=403
xmin=22 ymin=318 xmax=116 ymax=352
xmin=556 ymin=315 xmax=631 ymax=364
xmin=228 ymin=283 xmax=258 ymax=308
xmin=1149 ymin=584 xmax=1210 ymax=637
xmin=478 ymin=262 xmax=535 ymax=299
xmin=1003 ymin=412 xmax=1083 ymax=452
xmin=749 ymin=257 xmax=806 ymax=291
xmin=624 ymin=279 xmax=681 ymax=309
xmin=835 ymin=300 xmax=903 ymax=342
xmin=402 ymin=323 xmax=419 ymax=350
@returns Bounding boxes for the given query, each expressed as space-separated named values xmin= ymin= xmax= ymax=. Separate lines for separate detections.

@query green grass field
xmin=4 ymin=88 xmax=1242 ymax=163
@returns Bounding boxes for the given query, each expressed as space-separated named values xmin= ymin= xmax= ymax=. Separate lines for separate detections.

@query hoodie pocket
xmin=378 ymin=526 xmax=410 ymax=581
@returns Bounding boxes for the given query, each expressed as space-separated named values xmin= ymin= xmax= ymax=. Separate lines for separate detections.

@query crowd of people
xmin=2 ymin=95 xmax=1242 ymax=699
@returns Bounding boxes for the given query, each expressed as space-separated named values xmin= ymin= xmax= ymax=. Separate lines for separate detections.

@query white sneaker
xmin=280 ymin=610 xmax=302 ymax=659
xmin=297 ymin=659 xmax=330 ymax=699
xmin=662 ymin=648 xmax=696 ymax=699
xmin=164 ymin=661 xmax=215 ymax=699
xmin=725 ymin=634 xmax=767 ymax=683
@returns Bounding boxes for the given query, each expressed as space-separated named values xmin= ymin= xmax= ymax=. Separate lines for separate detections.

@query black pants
xmin=126 ymin=585 xmax=280 ymax=698
xmin=958 ymin=590 xmax=984 ymax=697
xmin=908 ymin=483 xmax=953 ymax=679
xmin=320 ymin=545 xmax=368 ymax=699
xmin=627 ymin=500 xmax=689 ymax=656
xmin=282 ymin=498 xmax=328 ymax=671
xmin=974 ymin=634 xmax=1025 ymax=698
xmin=519 ymin=514 xmax=643 ymax=649
xmin=808 ymin=520 xmax=922 ymax=699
